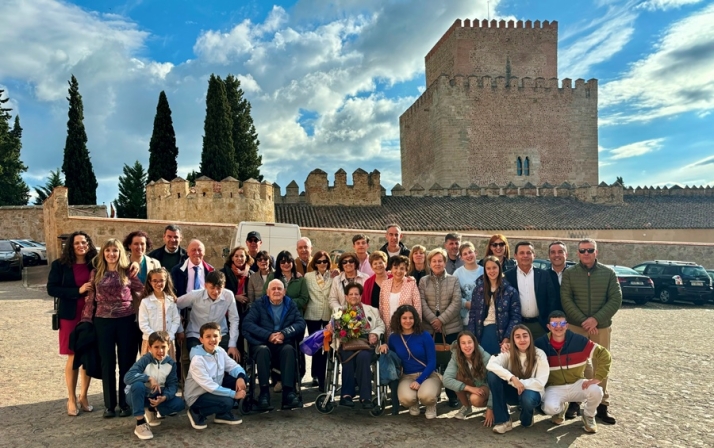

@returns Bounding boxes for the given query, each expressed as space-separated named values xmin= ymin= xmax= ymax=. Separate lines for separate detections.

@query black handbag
xmin=52 ymin=297 xmax=60 ymax=331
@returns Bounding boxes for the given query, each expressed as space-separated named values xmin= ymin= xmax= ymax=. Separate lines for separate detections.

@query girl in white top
xmin=486 ymin=324 xmax=549 ymax=434
xmin=138 ymin=268 xmax=181 ymax=359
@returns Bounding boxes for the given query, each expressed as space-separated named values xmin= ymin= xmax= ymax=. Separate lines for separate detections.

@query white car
xmin=10 ymin=239 xmax=47 ymax=266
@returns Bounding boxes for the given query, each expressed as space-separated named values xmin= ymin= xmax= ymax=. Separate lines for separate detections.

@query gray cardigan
xmin=419 ymin=273 xmax=463 ymax=336
xmin=442 ymin=342 xmax=492 ymax=409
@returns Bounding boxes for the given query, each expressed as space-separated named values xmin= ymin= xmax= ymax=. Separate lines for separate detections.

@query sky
xmin=1 ymin=0 xmax=713 ymax=207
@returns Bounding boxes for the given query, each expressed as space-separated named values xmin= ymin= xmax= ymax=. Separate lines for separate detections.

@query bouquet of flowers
xmin=331 ymin=304 xmax=370 ymax=343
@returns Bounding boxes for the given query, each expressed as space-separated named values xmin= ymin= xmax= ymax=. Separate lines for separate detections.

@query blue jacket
xmin=124 ymin=352 xmax=179 ymax=400
xmin=504 ymin=266 xmax=559 ymax=332
xmin=468 ymin=277 xmax=521 ymax=343
xmin=243 ymin=295 xmax=306 ymax=346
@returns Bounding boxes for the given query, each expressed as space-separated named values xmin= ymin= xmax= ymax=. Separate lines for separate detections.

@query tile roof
xmin=275 ymin=195 xmax=714 ymax=231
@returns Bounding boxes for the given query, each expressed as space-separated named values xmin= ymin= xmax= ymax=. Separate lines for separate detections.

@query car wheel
xmin=659 ymin=289 xmax=673 ymax=304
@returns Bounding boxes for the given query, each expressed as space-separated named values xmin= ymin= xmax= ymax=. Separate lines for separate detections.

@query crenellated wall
xmin=275 ymin=168 xmax=383 ymax=206
xmin=146 ymin=176 xmax=275 ymax=224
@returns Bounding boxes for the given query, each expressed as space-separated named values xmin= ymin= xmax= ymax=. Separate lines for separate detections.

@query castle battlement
xmin=275 ymin=168 xmax=383 ymax=206
xmin=146 ymin=176 xmax=275 ymax=224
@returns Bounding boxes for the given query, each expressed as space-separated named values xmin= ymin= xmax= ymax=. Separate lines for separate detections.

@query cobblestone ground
xmin=1 ymin=277 xmax=712 ymax=448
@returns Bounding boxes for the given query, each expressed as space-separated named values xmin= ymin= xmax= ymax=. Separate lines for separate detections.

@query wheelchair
xmin=237 ymin=337 xmax=304 ymax=415
xmin=314 ymin=337 xmax=389 ymax=417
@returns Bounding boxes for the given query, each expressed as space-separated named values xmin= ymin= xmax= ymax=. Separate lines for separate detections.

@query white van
xmin=232 ymin=222 xmax=302 ymax=258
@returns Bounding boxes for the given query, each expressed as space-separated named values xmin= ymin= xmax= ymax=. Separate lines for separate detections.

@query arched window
xmin=516 ymin=157 xmax=523 ymax=176
xmin=524 ymin=157 xmax=530 ymax=176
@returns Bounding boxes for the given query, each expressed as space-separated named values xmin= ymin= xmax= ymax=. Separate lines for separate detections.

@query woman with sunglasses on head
xmin=303 ymin=250 xmax=334 ymax=391
xmin=468 ymin=256 xmax=521 ymax=356
xmin=479 ymin=234 xmax=516 ymax=272
xmin=329 ymin=252 xmax=369 ymax=311
xmin=247 ymin=250 xmax=273 ymax=304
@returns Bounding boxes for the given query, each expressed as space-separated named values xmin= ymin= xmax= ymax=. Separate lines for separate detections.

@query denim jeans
xmin=487 ymin=371 xmax=541 ymax=425
xmin=127 ymin=382 xmax=185 ymax=417
xmin=190 ymin=375 xmax=237 ymax=418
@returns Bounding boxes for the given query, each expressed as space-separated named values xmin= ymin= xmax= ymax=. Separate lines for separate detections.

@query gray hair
xmin=578 ymin=238 xmax=597 ymax=250
xmin=267 ymin=279 xmax=285 ymax=291
xmin=297 ymin=237 xmax=312 ymax=247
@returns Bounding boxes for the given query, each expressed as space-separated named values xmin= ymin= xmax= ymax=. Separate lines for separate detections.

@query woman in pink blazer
xmin=379 ymin=255 xmax=422 ymax=336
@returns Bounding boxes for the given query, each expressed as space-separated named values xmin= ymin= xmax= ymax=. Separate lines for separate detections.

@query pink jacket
xmin=379 ymin=277 xmax=421 ymax=336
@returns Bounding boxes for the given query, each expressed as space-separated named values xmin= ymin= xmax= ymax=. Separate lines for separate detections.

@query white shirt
xmin=389 ymin=292 xmax=401 ymax=320
xmin=552 ymin=268 xmax=564 ymax=285
xmin=516 ymin=266 xmax=539 ymax=318
xmin=187 ymin=260 xmax=206 ymax=292
xmin=358 ymin=256 xmax=374 ymax=277
xmin=176 ymin=289 xmax=240 ymax=347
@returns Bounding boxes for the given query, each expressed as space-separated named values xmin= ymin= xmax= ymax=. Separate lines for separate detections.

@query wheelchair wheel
xmin=315 ymin=393 xmax=335 ymax=414
xmin=369 ymin=397 xmax=384 ymax=417
xmin=238 ymin=397 xmax=253 ymax=415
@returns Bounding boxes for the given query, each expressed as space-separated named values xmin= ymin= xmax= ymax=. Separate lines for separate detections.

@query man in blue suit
xmin=504 ymin=242 xmax=558 ymax=339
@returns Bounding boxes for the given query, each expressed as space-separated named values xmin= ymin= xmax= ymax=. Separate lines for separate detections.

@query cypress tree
xmin=114 ymin=160 xmax=147 ymax=219
xmin=200 ymin=74 xmax=237 ymax=181
xmin=62 ymin=75 xmax=98 ymax=205
xmin=0 ymin=91 xmax=30 ymax=206
xmin=224 ymin=74 xmax=263 ymax=181
xmin=33 ymin=168 xmax=64 ymax=205
xmin=147 ymin=91 xmax=179 ymax=182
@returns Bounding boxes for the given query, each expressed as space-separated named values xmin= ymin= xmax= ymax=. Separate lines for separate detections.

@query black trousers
xmin=251 ymin=343 xmax=296 ymax=391
xmin=94 ymin=315 xmax=137 ymax=410
xmin=306 ymin=320 xmax=329 ymax=387
xmin=434 ymin=331 xmax=459 ymax=402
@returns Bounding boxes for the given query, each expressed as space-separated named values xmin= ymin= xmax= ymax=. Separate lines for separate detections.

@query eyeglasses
xmin=549 ymin=321 xmax=568 ymax=328
xmin=314 ymin=259 xmax=329 ymax=265
xmin=151 ymin=279 xmax=166 ymax=284
xmin=279 ymin=260 xmax=293 ymax=265
xmin=341 ymin=259 xmax=356 ymax=265
xmin=247 ymin=238 xmax=259 ymax=243
xmin=491 ymin=242 xmax=506 ymax=248
xmin=578 ymin=248 xmax=596 ymax=254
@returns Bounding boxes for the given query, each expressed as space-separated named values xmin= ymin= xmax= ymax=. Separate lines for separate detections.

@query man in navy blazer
xmin=504 ymin=242 xmax=558 ymax=339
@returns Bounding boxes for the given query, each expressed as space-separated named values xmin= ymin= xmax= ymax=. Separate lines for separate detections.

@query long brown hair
xmin=142 ymin=268 xmax=177 ymax=299
xmin=482 ymin=256 xmax=503 ymax=307
xmin=60 ymin=231 xmax=98 ymax=266
xmin=508 ymin=324 xmax=537 ymax=379
xmin=224 ymin=246 xmax=254 ymax=268
xmin=389 ymin=305 xmax=422 ymax=335
xmin=455 ymin=331 xmax=487 ymax=382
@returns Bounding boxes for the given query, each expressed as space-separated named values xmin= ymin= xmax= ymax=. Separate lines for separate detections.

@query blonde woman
xmin=408 ymin=245 xmax=429 ymax=285
xmin=81 ymin=238 xmax=144 ymax=418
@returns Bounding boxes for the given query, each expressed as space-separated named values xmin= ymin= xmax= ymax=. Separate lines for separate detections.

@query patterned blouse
xmin=81 ymin=270 xmax=144 ymax=321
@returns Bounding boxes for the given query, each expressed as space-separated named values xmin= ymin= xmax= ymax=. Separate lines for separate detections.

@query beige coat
xmin=304 ymin=270 xmax=333 ymax=321
xmin=419 ymin=273 xmax=463 ymax=336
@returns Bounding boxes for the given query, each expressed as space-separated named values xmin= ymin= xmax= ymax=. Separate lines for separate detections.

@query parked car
xmin=10 ymin=239 xmax=47 ymax=266
xmin=632 ymin=260 xmax=713 ymax=305
xmin=607 ymin=265 xmax=654 ymax=305
xmin=532 ymin=259 xmax=576 ymax=270
xmin=0 ymin=240 xmax=23 ymax=280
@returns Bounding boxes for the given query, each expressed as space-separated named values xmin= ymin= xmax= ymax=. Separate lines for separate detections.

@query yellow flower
xmin=350 ymin=311 xmax=357 ymax=317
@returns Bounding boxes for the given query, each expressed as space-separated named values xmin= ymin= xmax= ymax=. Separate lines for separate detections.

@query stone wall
xmin=44 ymin=187 xmax=235 ymax=267
xmin=146 ymin=176 xmax=274 ymax=224
xmin=400 ymin=75 xmax=598 ymax=191
xmin=300 ymin=228 xmax=714 ymax=268
xmin=0 ymin=204 xmax=106 ymax=242
xmin=425 ymin=19 xmax=558 ymax=87
xmin=275 ymin=168 xmax=382 ymax=206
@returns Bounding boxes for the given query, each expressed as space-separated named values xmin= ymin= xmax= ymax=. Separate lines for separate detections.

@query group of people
xmin=49 ymin=224 xmax=622 ymax=440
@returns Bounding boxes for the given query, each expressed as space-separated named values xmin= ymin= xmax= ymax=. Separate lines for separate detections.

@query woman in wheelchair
xmin=327 ymin=283 xmax=385 ymax=409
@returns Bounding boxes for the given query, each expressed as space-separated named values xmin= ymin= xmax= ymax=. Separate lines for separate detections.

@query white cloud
xmin=600 ymin=3 xmax=714 ymax=123
xmin=637 ymin=0 xmax=704 ymax=11
xmin=609 ymin=138 xmax=665 ymax=159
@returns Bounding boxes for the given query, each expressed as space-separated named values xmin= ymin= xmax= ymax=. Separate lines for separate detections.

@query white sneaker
xmin=582 ymin=414 xmax=598 ymax=433
xmin=273 ymin=381 xmax=282 ymax=393
xmin=409 ymin=405 xmax=420 ymax=416
xmin=493 ymin=420 xmax=513 ymax=434
xmin=552 ymin=407 xmax=567 ymax=425
xmin=425 ymin=404 xmax=437 ymax=419
xmin=454 ymin=405 xmax=472 ymax=420
xmin=134 ymin=423 xmax=154 ymax=440
xmin=144 ymin=408 xmax=161 ymax=427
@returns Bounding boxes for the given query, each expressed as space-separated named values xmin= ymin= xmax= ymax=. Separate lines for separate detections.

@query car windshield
xmin=611 ymin=266 xmax=639 ymax=275
xmin=0 ymin=241 xmax=13 ymax=251
xmin=682 ymin=266 xmax=708 ymax=277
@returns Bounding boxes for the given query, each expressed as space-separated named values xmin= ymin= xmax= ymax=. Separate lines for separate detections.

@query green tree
xmin=62 ymin=75 xmax=98 ymax=205
xmin=114 ymin=160 xmax=147 ymax=219
xmin=200 ymin=74 xmax=237 ymax=181
xmin=616 ymin=176 xmax=625 ymax=187
xmin=33 ymin=168 xmax=64 ymax=205
xmin=147 ymin=91 xmax=179 ymax=182
xmin=224 ymin=74 xmax=263 ymax=181
xmin=186 ymin=170 xmax=200 ymax=186
xmin=0 ymin=91 xmax=30 ymax=206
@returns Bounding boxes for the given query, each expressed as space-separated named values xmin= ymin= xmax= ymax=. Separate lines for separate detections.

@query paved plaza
xmin=1 ymin=271 xmax=712 ymax=447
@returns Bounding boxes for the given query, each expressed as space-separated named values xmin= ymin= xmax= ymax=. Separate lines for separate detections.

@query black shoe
xmin=361 ymin=399 xmax=374 ymax=410
xmin=311 ymin=378 xmax=319 ymax=387
xmin=339 ymin=396 xmax=355 ymax=407
xmin=596 ymin=404 xmax=617 ymax=425
xmin=448 ymin=398 xmax=460 ymax=409
xmin=257 ymin=392 xmax=271 ymax=411
xmin=282 ymin=392 xmax=301 ymax=409
xmin=103 ymin=408 xmax=116 ymax=418
xmin=118 ymin=406 xmax=132 ymax=417
xmin=318 ymin=384 xmax=325 ymax=393
xmin=565 ymin=402 xmax=580 ymax=419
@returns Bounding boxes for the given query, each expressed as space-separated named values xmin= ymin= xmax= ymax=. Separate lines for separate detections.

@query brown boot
xmin=596 ymin=404 xmax=616 ymax=425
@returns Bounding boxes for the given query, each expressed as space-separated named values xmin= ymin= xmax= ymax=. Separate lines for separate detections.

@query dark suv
xmin=632 ymin=260 xmax=713 ymax=305
xmin=0 ymin=240 xmax=23 ymax=280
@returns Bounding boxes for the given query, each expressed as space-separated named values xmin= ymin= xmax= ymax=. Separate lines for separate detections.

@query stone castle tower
xmin=400 ymin=19 xmax=598 ymax=189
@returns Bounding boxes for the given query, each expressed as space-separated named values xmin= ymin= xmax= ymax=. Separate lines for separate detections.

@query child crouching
xmin=184 ymin=322 xmax=247 ymax=429
xmin=124 ymin=331 xmax=185 ymax=440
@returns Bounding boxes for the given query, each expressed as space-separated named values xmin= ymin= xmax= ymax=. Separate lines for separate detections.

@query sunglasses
xmin=491 ymin=242 xmax=506 ymax=248
xmin=549 ymin=321 xmax=568 ymax=328
xmin=279 ymin=259 xmax=293 ymax=265
xmin=247 ymin=238 xmax=260 ymax=243
xmin=256 ymin=258 xmax=268 ymax=263
xmin=314 ymin=259 xmax=329 ymax=265
xmin=578 ymin=248 xmax=596 ymax=254
xmin=342 ymin=259 xmax=356 ymax=265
